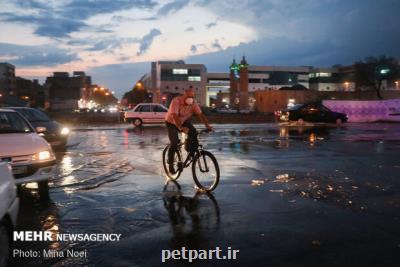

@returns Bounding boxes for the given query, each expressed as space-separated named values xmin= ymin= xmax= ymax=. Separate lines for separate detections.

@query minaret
xmin=239 ymin=56 xmax=249 ymax=110
xmin=229 ymin=59 xmax=239 ymax=107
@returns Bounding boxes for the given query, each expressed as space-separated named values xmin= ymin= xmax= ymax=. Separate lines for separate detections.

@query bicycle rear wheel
xmin=192 ymin=150 xmax=220 ymax=191
xmin=162 ymin=145 xmax=182 ymax=180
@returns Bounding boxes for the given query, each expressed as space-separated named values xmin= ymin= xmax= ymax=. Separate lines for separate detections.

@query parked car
xmin=124 ymin=103 xmax=168 ymax=126
xmin=0 ymin=161 xmax=19 ymax=267
xmin=0 ymin=109 xmax=56 ymax=199
xmin=275 ymin=102 xmax=348 ymax=124
xmin=8 ymin=107 xmax=70 ymax=147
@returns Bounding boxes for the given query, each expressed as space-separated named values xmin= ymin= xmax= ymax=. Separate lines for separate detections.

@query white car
xmin=0 ymin=161 xmax=19 ymax=267
xmin=124 ymin=103 xmax=168 ymax=126
xmin=0 ymin=109 xmax=56 ymax=199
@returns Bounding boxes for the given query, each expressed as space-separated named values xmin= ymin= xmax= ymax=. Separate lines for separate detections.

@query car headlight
xmin=32 ymin=150 xmax=55 ymax=161
xmin=61 ymin=127 xmax=70 ymax=135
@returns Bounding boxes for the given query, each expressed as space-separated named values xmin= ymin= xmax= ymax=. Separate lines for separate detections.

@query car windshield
xmin=15 ymin=108 xmax=51 ymax=122
xmin=0 ymin=112 xmax=33 ymax=133
xmin=320 ymin=105 xmax=331 ymax=112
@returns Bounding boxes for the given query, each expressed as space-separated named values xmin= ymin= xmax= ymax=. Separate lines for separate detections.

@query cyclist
xmin=165 ymin=87 xmax=213 ymax=174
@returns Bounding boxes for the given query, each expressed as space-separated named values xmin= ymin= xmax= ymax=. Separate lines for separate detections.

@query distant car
xmin=8 ymin=107 xmax=70 ymax=147
xmin=0 ymin=161 xmax=19 ymax=267
xmin=124 ymin=103 xmax=168 ymax=126
xmin=276 ymin=102 xmax=348 ymax=124
xmin=215 ymin=107 xmax=237 ymax=114
xmin=0 ymin=109 xmax=56 ymax=199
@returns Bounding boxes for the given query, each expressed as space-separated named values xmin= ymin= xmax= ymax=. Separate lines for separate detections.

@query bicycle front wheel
xmin=192 ymin=150 xmax=220 ymax=191
xmin=162 ymin=145 xmax=182 ymax=180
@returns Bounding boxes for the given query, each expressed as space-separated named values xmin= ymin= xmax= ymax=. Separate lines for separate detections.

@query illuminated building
xmin=141 ymin=60 xmax=207 ymax=106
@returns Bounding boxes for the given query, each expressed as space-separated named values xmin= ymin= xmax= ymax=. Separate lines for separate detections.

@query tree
xmin=91 ymin=90 xmax=118 ymax=106
xmin=354 ymin=55 xmax=400 ymax=99
xmin=122 ymin=83 xmax=149 ymax=105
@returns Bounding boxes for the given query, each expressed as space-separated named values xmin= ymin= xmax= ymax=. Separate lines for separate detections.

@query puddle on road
xmin=51 ymin=151 xmax=133 ymax=192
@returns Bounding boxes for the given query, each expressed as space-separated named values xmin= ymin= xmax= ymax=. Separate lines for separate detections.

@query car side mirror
xmin=36 ymin=126 xmax=47 ymax=133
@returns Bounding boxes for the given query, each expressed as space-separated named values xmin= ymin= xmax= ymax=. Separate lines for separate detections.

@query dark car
xmin=276 ymin=102 xmax=348 ymax=124
xmin=8 ymin=107 xmax=70 ymax=147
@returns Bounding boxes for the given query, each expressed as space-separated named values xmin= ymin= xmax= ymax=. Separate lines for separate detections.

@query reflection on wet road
xmin=11 ymin=123 xmax=400 ymax=266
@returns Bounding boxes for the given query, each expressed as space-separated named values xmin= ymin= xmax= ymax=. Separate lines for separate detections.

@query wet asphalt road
xmin=11 ymin=123 xmax=400 ymax=267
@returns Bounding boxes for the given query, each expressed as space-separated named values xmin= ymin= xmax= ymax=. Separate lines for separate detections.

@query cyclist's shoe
xmin=168 ymin=163 xmax=176 ymax=174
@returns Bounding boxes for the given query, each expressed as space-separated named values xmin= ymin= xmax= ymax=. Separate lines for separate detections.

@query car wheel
xmin=336 ymin=118 xmax=343 ymax=125
xmin=0 ymin=220 xmax=11 ymax=267
xmin=297 ymin=118 xmax=305 ymax=125
xmin=133 ymin=118 xmax=142 ymax=127
xmin=38 ymin=181 xmax=50 ymax=201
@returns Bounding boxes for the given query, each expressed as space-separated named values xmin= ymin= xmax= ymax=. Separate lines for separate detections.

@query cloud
xmin=66 ymin=36 xmax=140 ymax=55
xmin=13 ymin=0 xmax=47 ymax=10
xmin=0 ymin=42 xmax=80 ymax=66
xmin=157 ymin=0 xmax=190 ymax=16
xmin=190 ymin=43 xmax=207 ymax=54
xmin=211 ymin=39 xmax=222 ymax=50
xmin=136 ymin=29 xmax=162 ymax=56
xmin=194 ymin=0 xmax=213 ymax=6
xmin=86 ymin=40 xmax=122 ymax=53
xmin=60 ymin=0 xmax=157 ymax=20
xmin=190 ymin=45 xmax=197 ymax=53
xmin=205 ymin=22 xmax=217 ymax=29
xmin=0 ymin=12 xmax=87 ymax=38
xmin=0 ymin=0 xmax=158 ymax=38
xmin=190 ymin=0 xmax=400 ymax=66
xmin=119 ymin=55 xmax=131 ymax=62
xmin=185 ymin=27 xmax=195 ymax=32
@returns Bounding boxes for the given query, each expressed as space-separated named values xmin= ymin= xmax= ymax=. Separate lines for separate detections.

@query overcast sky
xmin=1 ymin=0 xmax=399 ymax=97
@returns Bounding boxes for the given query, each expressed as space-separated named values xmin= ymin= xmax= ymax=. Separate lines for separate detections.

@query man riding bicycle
xmin=165 ymin=87 xmax=213 ymax=174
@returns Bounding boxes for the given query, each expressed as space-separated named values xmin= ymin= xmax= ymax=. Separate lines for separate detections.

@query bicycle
xmin=162 ymin=129 xmax=220 ymax=191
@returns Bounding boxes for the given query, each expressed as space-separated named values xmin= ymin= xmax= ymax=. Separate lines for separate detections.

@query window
xmin=161 ymin=68 xmax=202 ymax=81
xmin=15 ymin=108 xmax=51 ymax=122
xmin=188 ymin=76 xmax=201 ymax=81
xmin=249 ymin=78 xmax=261 ymax=83
xmin=172 ymin=69 xmax=188 ymax=74
xmin=207 ymin=78 xmax=229 ymax=82
xmin=154 ymin=105 xmax=167 ymax=112
xmin=137 ymin=105 xmax=152 ymax=112
xmin=0 ymin=112 xmax=33 ymax=133
xmin=319 ymin=106 xmax=330 ymax=113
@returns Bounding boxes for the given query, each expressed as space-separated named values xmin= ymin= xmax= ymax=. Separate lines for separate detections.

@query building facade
xmin=44 ymin=71 xmax=91 ymax=110
xmin=309 ymin=67 xmax=356 ymax=92
xmin=0 ymin=63 xmax=16 ymax=97
xmin=15 ymin=77 xmax=45 ymax=107
xmin=205 ymin=72 xmax=230 ymax=107
xmin=143 ymin=61 xmax=207 ymax=106
xmin=138 ymin=59 xmax=400 ymax=108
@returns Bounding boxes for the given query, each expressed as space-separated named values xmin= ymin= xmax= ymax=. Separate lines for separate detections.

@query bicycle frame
xmin=178 ymin=143 xmax=200 ymax=169
xmin=177 ymin=132 xmax=208 ymax=172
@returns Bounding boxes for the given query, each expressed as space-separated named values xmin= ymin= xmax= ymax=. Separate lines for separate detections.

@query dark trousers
xmin=166 ymin=121 xmax=198 ymax=164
